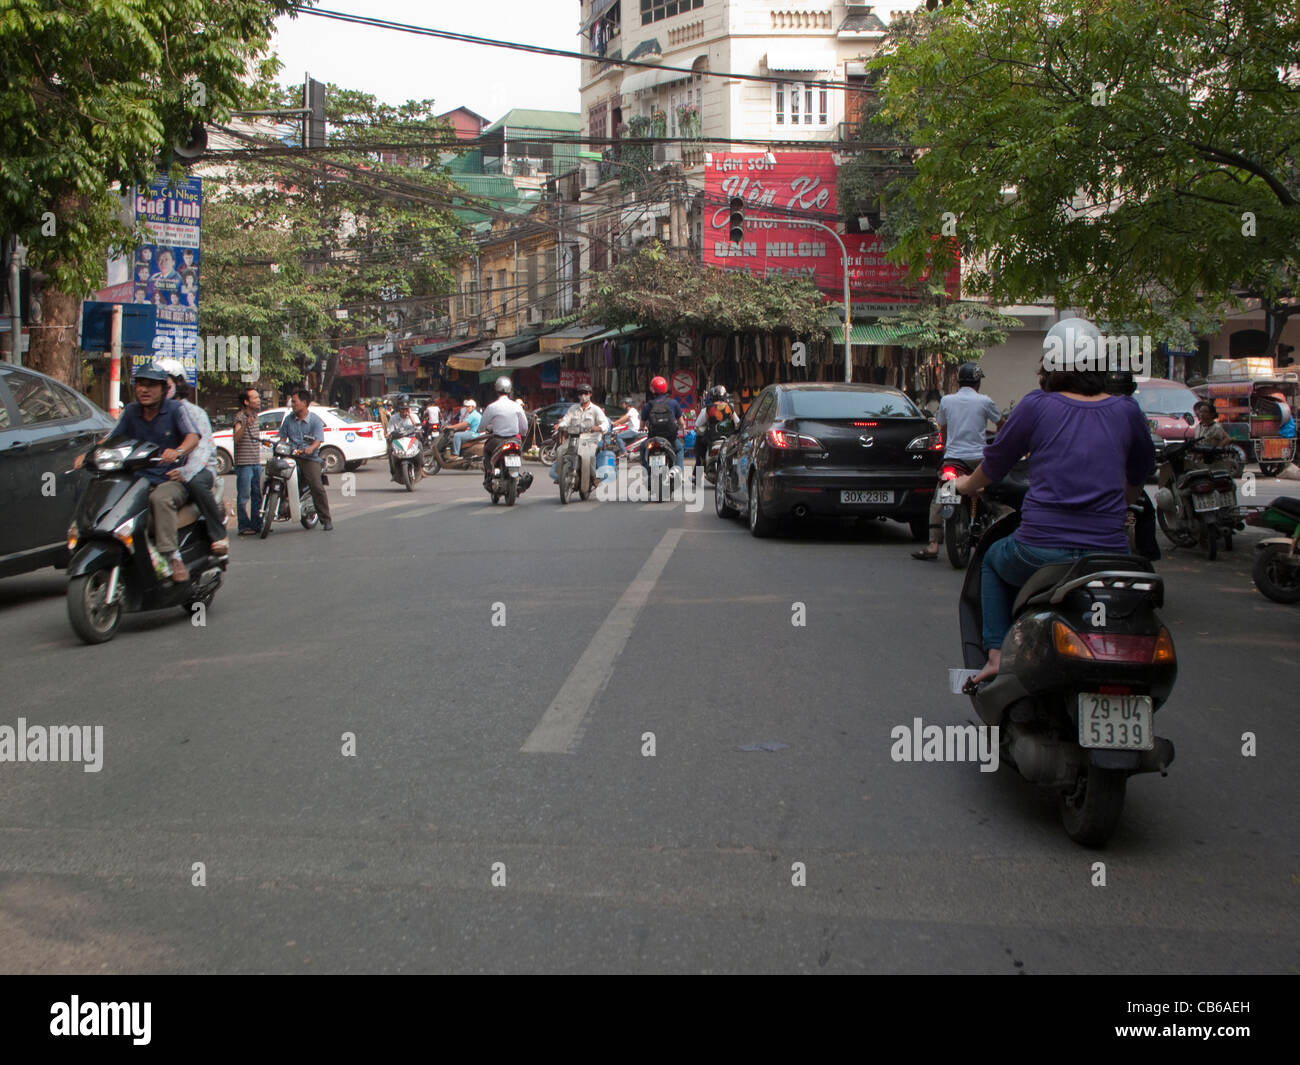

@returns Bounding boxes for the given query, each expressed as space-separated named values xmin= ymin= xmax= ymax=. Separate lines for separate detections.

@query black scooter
xmin=65 ymin=439 xmax=227 ymax=644
xmin=959 ymin=512 xmax=1177 ymax=846
xmin=485 ymin=438 xmax=533 ymax=505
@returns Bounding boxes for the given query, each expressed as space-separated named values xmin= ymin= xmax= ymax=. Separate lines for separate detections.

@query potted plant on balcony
xmin=649 ymin=108 xmax=668 ymax=138
xmin=677 ymin=103 xmax=701 ymax=139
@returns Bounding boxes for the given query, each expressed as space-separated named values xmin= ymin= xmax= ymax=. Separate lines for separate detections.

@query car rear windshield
xmin=788 ymin=391 xmax=923 ymax=419
xmin=1134 ymin=386 xmax=1198 ymax=416
xmin=330 ymin=408 xmax=363 ymax=422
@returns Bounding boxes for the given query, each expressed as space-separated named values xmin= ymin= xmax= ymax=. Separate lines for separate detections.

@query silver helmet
xmin=494 ymin=375 xmax=513 ymax=395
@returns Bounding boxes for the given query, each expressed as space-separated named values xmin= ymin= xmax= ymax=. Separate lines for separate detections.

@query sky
xmin=271 ymin=1 xmax=584 ymax=123
xmin=271 ymin=2 xmax=926 ymax=123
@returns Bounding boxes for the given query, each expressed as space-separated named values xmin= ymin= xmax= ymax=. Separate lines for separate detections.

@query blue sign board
xmin=80 ymin=302 xmax=157 ymax=355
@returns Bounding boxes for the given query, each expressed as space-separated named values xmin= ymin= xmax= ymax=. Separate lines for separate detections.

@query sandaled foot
xmin=911 ymin=549 xmax=940 ymax=560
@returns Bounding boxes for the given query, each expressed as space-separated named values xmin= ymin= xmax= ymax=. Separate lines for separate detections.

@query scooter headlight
xmin=91 ymin=444 xmax=133 ymax=471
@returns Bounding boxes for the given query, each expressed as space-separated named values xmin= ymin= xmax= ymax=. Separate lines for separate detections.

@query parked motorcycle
xmin=1248 ymin=496 xmax=1300 ymax=603
xmin=959 ymin=512 xmax=1177 ymax=846
xmin=1155 ymin=440 xmax=1242 ymax=560
xmin=65 ymin=439 xmax=228 ymax=644
xmin=388 ymin=425 xmax=423 ymax=491
xmin=485 ymin=438 xmax=533 ymax=505
xmin=259 ymin=441 xmax=321 ymax=539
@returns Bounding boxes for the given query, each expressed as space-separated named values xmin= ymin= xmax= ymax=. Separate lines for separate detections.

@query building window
xmin=483 ymin=275 xmax=493 ymax=315
xmin=589 ymin=2 xmax=621 ymax=57
xmin=641 ymin=0 xmax=703 ymax=27
xmin=588 ymin=101 xmax=608 ymax=148
xmin=773 ymin=81 xmax=830 ymax=128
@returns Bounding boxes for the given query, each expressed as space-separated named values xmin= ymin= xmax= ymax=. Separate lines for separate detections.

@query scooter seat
xmin=1012 ymin=562 xmax=1078 ymax=616
xmin=1269 ymin=496 xmax=1300 ymax=522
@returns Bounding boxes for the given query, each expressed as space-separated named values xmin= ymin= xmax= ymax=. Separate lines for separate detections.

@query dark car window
xmin=7 ymin=369 xmax=80 ymax=425
xmin=751 ymin=391 xmax=777 ymax=428
xmin=259 ymin=411 xmax=286 ymax=431
xmin=788 ymin=391 xmax=922 ymax=419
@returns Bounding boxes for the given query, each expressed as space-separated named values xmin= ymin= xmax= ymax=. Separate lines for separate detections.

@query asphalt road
xmin=0 ymin=462 xmax=1296 ymax=973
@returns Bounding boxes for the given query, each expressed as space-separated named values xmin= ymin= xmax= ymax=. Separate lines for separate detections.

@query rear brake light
xmin=851 ymin=421 xmax=878 ymax=427
xmin=766 ymin=429 xmax=823 ymax=450
xmin=941 ymin=465 xmax=960 ymax=480
xmin=502 ymin=442 xmax=520 ymax=452
xmin=1191 ymin=481 xmax=1214 ymax=494
xmin=1079 ymin=633 xmax=1157 ymax=662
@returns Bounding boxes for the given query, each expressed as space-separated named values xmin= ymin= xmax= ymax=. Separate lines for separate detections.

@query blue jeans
xmin=981 ymin=537 xmax=1089 ymax=650
xmin=452 ymin=430 xmax=476 ymax=456
xmin=236 ymin=464 xmax=262 ymax=532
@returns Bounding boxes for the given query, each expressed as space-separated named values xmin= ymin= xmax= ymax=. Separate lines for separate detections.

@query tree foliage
xmin=586 ymin=243 xmax=829 ymax=338
xmin=198 ymin=74 xmax=471 ymax=392
xmin=876 ymin=285 xmax=1023 ymax=363
xmin=859 ymin=0 xmax=1300 ymax=347
xmin=0 ymin=0 xmax=302 ymax=380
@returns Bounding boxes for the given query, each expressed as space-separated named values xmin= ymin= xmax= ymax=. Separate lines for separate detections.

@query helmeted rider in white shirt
xmin=480 ymin=376 xmax=529 ymax=486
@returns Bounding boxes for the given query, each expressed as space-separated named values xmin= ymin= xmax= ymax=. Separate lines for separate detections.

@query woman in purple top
xmin=955 ymin=364 xmax=1155 ymax=684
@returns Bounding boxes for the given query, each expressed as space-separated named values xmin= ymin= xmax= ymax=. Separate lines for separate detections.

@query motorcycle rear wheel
xmin=423 ymin=445 xmax=441 ymax=475
xmin=68 ymin=571 xmax=122 ymax=644
xmin=1252 ymin=544 xmax=1300 ymax=603
xmin=945 ymin=504 xmax=971 ymax=569
xmin=1059 ymin=765 xmax=1127 ymax=847
xmin=505 ymin=475 xmax=518 ymax=506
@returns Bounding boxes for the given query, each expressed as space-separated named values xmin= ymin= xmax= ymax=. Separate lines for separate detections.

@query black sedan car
xmin=713 ymin=383 xmax=943 ymax=538
xmin=0 ymin=363 xmax=116 ymax=578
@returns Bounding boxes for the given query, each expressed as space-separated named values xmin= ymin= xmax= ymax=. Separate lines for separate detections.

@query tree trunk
xmin=26 ymin=284 xmax=81 ymax=385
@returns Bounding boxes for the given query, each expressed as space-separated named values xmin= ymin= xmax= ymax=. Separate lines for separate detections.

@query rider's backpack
xmin=646 ymin=397 xmax=678 ymax=439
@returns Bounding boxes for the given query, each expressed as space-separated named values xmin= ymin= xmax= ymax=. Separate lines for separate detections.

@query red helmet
xmin=650 ymin=376 xmax=668 ymax=395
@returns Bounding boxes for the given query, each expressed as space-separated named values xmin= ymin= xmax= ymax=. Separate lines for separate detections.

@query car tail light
xmin=766 ymin=429 xmax=823 ymax=450
xmin=907 ymin=432 xmax=944 ymax=452
xmin=354 ymin=429 xmax=373 ymax=438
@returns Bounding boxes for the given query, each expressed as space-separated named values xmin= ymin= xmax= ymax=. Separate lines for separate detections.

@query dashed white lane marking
xmin=521 ymin=527 xmax=684 ymax=754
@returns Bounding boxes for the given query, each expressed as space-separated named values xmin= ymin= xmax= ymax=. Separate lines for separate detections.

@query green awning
xmin=832 ymin=323 xmax=933 ymax=346
xmin=580 ymin=324 xmax=646 ymax=346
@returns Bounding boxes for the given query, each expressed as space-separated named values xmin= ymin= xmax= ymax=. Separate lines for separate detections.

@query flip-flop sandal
xmin=911 ymin=550 xmax=940 ymax=560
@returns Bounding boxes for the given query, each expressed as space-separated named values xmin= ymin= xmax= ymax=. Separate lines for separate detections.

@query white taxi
xmin=213 ymin=406 xmax=387 ymax=475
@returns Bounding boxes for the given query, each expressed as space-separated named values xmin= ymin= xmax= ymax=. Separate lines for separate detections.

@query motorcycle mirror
xmin=1183 ymin=412 xmax=1195 ymax=425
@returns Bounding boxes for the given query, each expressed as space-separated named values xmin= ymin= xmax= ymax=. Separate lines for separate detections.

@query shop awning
xmin=446 ymin=351 xmax=490 ymax=371
xmin=765 ymin=47 xmax=837 ymax=72
xmin=540 ymin=325 xmax=606 ymax=352
xmin=580 ymin=324 xmax=647 ymax=346
xmin=478 ymin=350 xmax=561 ymax=382
xmin=831 ymin=323 xmax=936 ymax=346
xmin=414 ymin=337 xmax=481 ymax=361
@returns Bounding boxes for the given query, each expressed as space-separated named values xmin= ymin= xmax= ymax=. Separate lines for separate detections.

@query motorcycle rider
xmin=955 ymin=347 xmax=1154 ymax=685
xmin=74 ymin=362 xmax=201 ymax=582
xmin=913 ymin=363 xmax=1005 ymax=560
xmin=559 ymin=383 xmax=611 ymax=435
xmin=609 ymin=397 xmax=641 ymax=456
xmin=156 ymin=357 xmax=229 ymax=557
xmin=387 ymin=397 xmax=420 ymax=482
xmin=480 ymin=376 xmax=530 ymax=488
xmin=277 ymin=389 xmax=333 ymax=531
xmin=445 ymin=399 xmax=482 ymax=457
xmin=692 ymin=385 xmax=737 ymax=484
xmin=640 ymin=376 xmax=685 ymax=473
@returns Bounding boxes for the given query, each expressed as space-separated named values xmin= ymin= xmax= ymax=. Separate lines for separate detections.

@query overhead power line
xmin=294 ymin=5 xmax=859 ymax=90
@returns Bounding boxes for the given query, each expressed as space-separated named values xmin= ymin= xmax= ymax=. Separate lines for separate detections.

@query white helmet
xmin=464 ymin=398 xmax=477 ymax=409
xmin=155 ymin=356 xmax=186 ymax=380
xmin=494 ymin=375 xmax=513 ymax=395
xmin=1042 ymin=317 xmax=1103 ymax=372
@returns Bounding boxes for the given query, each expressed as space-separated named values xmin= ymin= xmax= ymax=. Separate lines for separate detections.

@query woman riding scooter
xmin=955 ymin=319 xmax=1155 ymax=685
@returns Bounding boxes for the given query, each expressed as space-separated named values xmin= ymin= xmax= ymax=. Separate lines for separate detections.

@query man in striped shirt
xmin=233 ymin=387 xmax=264 ymax=535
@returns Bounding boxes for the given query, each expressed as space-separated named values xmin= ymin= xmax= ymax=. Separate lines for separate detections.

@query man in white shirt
xmin=610 ymin=397 xmax=641 ymax=455
xmin=914 ymin=362 xmax=1004 ymax=560
xmin=480 ymin=377 xmax=529 ymax=486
